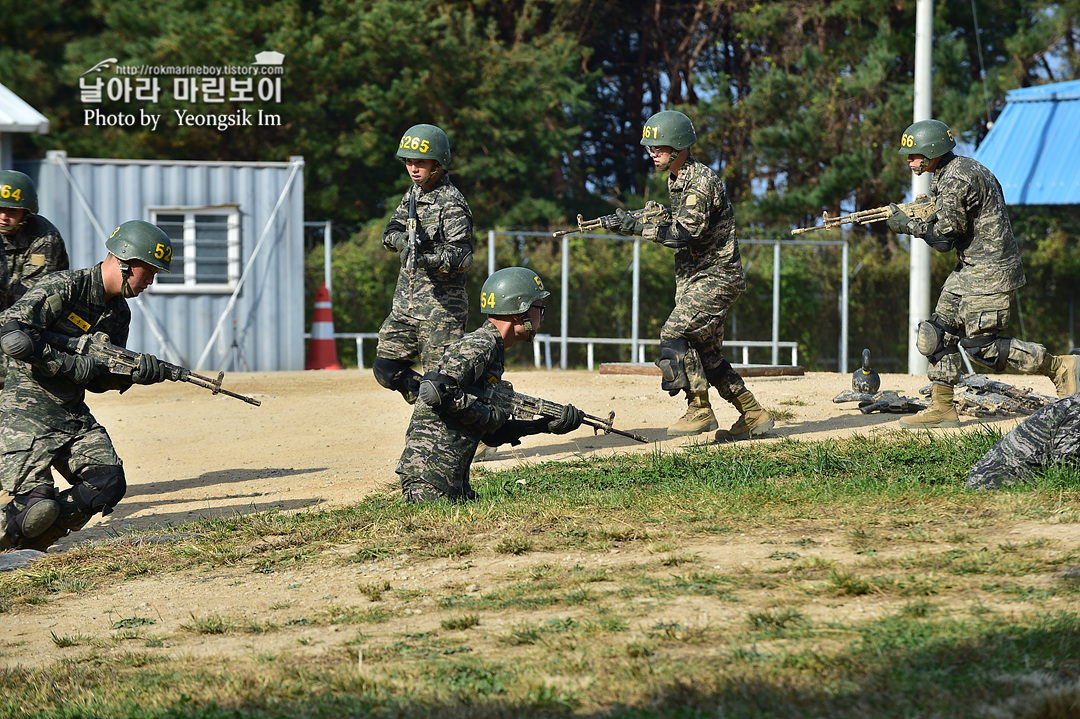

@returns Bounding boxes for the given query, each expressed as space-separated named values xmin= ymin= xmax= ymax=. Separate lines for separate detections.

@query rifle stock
xmin=42 ymin=331 xmax=261 ymax=406
xmin=792 ymin=194 xmax=935 ymax=235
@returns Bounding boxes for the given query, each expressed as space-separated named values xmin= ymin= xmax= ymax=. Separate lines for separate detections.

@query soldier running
xmin=886 ymin=119 xmax=1080 ymax=429
xmin=614 ymin=110 xmax=772 ymax=441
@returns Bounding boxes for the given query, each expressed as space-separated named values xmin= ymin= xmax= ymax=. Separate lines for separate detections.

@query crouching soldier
xmin=395 ymin=267 xmax=584 ymax=503
xmin=0 ymin=220 xmax=173 ymax=551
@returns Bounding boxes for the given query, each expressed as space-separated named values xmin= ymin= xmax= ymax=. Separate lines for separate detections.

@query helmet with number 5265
xmin=640 ymin=110 xmax=697 ymax=151
xmin=396 ymin=124 xmax=452 ymax=167
xmin=105 ymin=220 xmax=173 ymax=273
xmin=898 ymin=119 xmax=956 ymax=159
xmin=0 ymin=170 xmax=39 ymax=214
xmin=479 ymin=267 xmax=549 ymax=315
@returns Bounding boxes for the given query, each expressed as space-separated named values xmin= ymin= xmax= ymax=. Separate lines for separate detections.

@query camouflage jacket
xmin=966 ymin=394 xmax=1080 ymax=490
xmin=382 ymin=173 xmax=474 ymax=322
xmin=3 ymin=214 xmax=70 ymax=311
xmin=435 ymin=321 xmax=506 ymax=418
xmin=908 ymin=153 xmax=1026 ymax=296
xmin=642 ymin=154 xmax=745 ymax=309
xmin=0 ymin=263 xmax=132 ymax=414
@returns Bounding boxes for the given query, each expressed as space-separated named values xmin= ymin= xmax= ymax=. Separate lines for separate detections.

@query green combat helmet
xmin=396 ymin=124 xmax=452 ymax=167
xmin=898 ymin=119 xmax=956 ymax=159
xmin=105 ymin=220 xmax=173 ymax=273
xmin=479 ymin=267 xmax=549 ymax=315
xmin=0 ymin=170 xmax=39 ymax=236
xmin=640 ymin=110 xmax=697 ymax=151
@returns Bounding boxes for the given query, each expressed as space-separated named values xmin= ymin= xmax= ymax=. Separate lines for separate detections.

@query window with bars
xmin=148 ymin=207 xmax=240 ymax=292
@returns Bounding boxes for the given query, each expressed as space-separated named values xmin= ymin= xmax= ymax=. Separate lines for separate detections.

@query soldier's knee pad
xmin=960 ymin=334 xmax=1011 ymax=371
xmin=655 ymin=339 xmax=691 ymax=395
xmin=73 ymin=465 xmax=127 ymax=517
xmin=372 ymin=357 xmax=417 ymax=389
xmin=916 ymin=314 xmax=960 ymax=364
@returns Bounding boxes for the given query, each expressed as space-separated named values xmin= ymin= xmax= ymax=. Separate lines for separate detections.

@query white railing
xmin=308 ymin=332 xmax=797 ymax=372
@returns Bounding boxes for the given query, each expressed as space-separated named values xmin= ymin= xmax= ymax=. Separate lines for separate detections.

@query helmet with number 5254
xmin=479 ymin=267 xmax=549 ymax=315
xmin=105 ymin=220 xmax=173 ymax=273
xmin=396 ymin=124 xmax=452 ymax=167
xmin=0 ymin=170 xmax=39 ymax=214
xmin=897 ymin=119 xmax=956 ymax=159
xmin=640 ymin=110 xmax=697 ymax=151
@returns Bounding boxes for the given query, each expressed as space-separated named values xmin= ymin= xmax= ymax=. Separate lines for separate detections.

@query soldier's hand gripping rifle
xmin=43 ymin=330 xmax=261 ymax=406
xmin=791 ymin=194 xmax=936 ymax=235
xmin=552 ymin=200 xmax=667 ymax=237
xmin=406 ymin=187 xmax=418 ymax=310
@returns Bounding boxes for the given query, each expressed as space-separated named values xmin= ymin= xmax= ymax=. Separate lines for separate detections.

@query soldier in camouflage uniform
xmin=395 ymin=267 xmax=584 ymax=503
xmin=0 ymin=171 xmax=69 ymax=387
xmin=372 ymin=124 xmax=474 ymax=404
xmin=887 ymin=119 xmax=1080 ymax=429
xmin=0 ymin=220 xmax=173 ymax=551
xmin=966 ymin=395 xmax=1080 ymax=489
xmin=614 ymin=110 xmax=772 ymax=441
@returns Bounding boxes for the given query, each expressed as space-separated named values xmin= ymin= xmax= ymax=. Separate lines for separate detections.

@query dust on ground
xmin=0 ymin=368 xmax=1057 ymax=668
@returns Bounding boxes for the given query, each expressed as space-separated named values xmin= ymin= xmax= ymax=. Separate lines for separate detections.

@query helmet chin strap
xmin=522 ymin=314 xmax=536 ymax=341
xmin=0 ymin=217 xmax=28 ymax=237
xmin=119 ymin=260 xmax=135 ymax=298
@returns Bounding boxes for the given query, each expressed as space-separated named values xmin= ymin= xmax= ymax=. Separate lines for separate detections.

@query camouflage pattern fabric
xmin=906 ymin=154 xmax=1026 ymax=297
xmin=643 ymin=155 xmax=746 ymax=392
xmin=928 ymin=290 xmax=1051 ymax=386
xmin=376 ymin=311 xmax=465 ymax=370
xmin=966 ymin=395 xmax=1080 ymax=490
xmin=0 ymin=263 xmax=132 ymax=496
xmin=396 ymin=321 xmax=505 ymax=499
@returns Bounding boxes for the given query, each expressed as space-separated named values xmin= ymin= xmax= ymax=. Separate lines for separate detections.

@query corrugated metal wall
xmin=17 ymin=152 xmax=305 ymax=371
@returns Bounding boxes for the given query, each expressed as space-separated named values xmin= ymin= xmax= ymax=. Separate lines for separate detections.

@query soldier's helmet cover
xmin=479 ymin=267 xmax=549 ymax=315
xmin=396 ymin=124 xmax=452 ymax=167
xmin=106 ymin=220 xmax=173 ymax=273
xmin=640 ymin=110 xmax=697 ymax=151
xmin=898 ymin=119 xmax=956 ymax=159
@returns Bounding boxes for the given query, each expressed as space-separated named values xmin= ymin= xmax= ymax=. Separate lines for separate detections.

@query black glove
xmin=472 ymin=402 xmax=508 ymax=434
xmin=886 ymin=203 xmax=912 ymax=234
xmin=615 ymin=208 xmax=645 ymax=236
xmin=131 ymin=353 xmax=168 ymax=385
xmin=548 ymin=403 xmax=585 ymax=434
xmin=55 ymin=352 xmax=106 ymax=383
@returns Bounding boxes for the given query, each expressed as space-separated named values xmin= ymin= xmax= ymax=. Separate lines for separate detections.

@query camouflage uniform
xmin=645 ymin=153 xmax=748 ymax=398
xmin=1 ymin=214 xmax=69 ymax=386
xmin=907 ymin=153 xmax=1050 ymax=386
xmin=377 ymin=174 xmax=474 ymax=371
xmin=966 ymin=395 xmax=1080 ymax=489
xmin=0 ymin=263 xmax=134 ymax=546
xmin=395 ymin=321 xmax=504 ymax=500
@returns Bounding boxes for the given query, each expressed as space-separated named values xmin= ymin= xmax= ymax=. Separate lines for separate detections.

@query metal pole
xmin=560 ymin=236 xmax=569 ymax=369
xmin=840 ymin=240 xmax=850 ymax=374
xmin=632 ymin=238 xmax=641 ymax=364
xmin=323 ymin=220 xmax=332 ymax=295
xmin=487 ymin=229 xmax=496 ymax=277
xmin=772 ymin=240 xmax=780 ymax=366
xmin=908 ymin=0 xmax=934 ymax=375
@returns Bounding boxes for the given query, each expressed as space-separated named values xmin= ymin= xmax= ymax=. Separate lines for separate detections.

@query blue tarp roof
xmin=972 ymin=79 xmax=1080 ymax=205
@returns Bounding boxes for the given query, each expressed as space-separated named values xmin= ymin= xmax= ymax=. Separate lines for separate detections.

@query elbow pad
xmin=922 ymin=223 xmax=955 ymax=252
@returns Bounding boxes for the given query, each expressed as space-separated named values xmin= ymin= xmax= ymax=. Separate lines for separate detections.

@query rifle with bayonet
xmin=792 ymin=194 xmax=936 ymax=235
xmin=406 ymin=186 xmax=418 ymax=310
xmin=552 ymin=200 xmax=667 ymax=237
xmin=43 ymin=331 xmax=261 ymax=406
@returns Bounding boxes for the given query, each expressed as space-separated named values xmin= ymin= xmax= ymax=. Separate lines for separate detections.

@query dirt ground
xmin=0 ymin=367 xmax=1058 ymax=669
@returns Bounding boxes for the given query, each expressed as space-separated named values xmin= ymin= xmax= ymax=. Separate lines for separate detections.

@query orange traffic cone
xmin=305 ymin=282 xmax=343 ymax=370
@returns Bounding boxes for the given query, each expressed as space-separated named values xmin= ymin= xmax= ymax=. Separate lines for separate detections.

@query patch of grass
xmin=494 ymin=536 xmax=533 ymax=555
xmin=182 ymin=614 xmax=235 ymax=635
xmin=441 ymin=614 xmax=480 ymax=630
xmin=50 ymin=631 xmax=94 ymax=648
xmin=358 ymin=580 xmax=390 ymax=602
xmin=747 ymin=607 xmax=805 ymax=631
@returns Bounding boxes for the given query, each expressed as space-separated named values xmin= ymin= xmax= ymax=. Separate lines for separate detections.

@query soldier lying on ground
xmin=395 ymin=267 xmax=584 ymax=503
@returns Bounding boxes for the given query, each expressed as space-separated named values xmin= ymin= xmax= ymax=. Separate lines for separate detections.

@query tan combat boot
xmin=667 ymin=391 xmax=719 ymax=437
xmin=898 ymin=384 xmax=960 ymax=429
xmin=1047 ymin=354 xmax=1080 ymax=397
xmin=714 ymin=391 xmax=774 ymax=441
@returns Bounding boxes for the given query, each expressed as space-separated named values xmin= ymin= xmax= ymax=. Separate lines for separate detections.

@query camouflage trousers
xmin=966 ymin=394 xmax=1080 ymax=490
xmin=0 ymin=403 xmax=121 ymax=496
xmin=928 ymin=291 xmax=1050 ymax=385
xmin=395 ymin=401 xmax=482 ymax=500
xmin=660 ymin=284 xmax=745 ymax=397
xmin=376 ymin=309 xmax=465 ymax=371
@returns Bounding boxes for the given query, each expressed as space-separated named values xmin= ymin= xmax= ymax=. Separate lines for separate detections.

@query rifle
xmin=832 ymin=389 xmax=926 ymax=414
xmin=43 ymin=331 xmax=261 ymax=406
xmin=791 ymin=194 xmax=936 ymax=235
xmin=552 ymin=200 xmax=667 ymax=237
xmin=406 ymin=186 xmax=418 ymax=310
xmin=929 ymin=375 xmax=1052 ymax=417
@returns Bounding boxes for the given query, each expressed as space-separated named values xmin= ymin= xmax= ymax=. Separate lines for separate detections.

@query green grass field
xmin=2 ymin=429 xmax=1078 ymax=718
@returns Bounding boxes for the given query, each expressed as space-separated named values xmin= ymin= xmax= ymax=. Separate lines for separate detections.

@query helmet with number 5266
xmin=105 ymin=220 xmax=173 ymax=273
xmin=396 ymin=124 xmax=452 ymax=167
xmin=898 ymin=119 xmax=956 ymax=159
xmin=479 ymin=267 xmax=549 ymax=315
